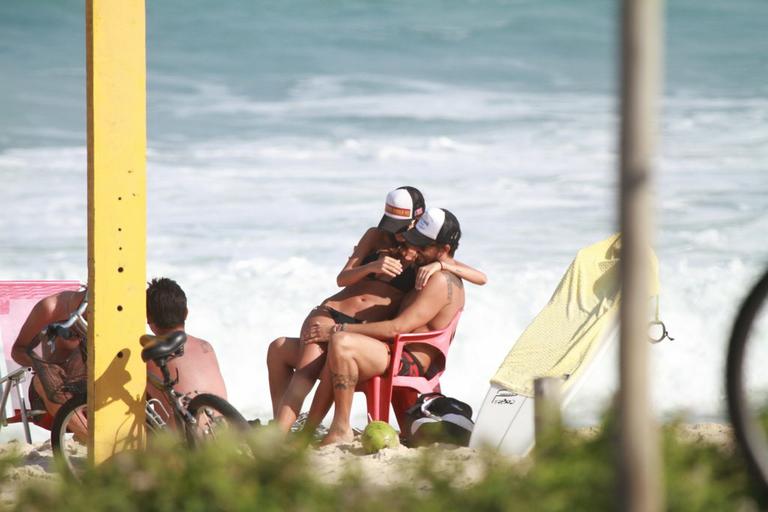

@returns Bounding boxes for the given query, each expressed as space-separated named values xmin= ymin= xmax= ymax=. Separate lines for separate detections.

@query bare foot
xmin=320 ymin=428 xmax=354 ymax=446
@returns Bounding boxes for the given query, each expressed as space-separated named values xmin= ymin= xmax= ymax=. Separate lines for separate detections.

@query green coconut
xmin=361 ymin=421 xmax=400 ymax=454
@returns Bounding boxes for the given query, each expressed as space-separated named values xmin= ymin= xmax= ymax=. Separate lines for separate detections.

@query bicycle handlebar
xmin=44 ymin=297 xmax=88 ymax=351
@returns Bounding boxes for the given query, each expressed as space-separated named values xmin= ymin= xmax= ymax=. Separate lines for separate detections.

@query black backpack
xmin=404 ymin=392 xmax=474 ymax=447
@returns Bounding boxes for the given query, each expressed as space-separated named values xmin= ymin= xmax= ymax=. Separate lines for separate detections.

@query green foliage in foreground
xmin=3 ymin=417 xmax=765 ymax=512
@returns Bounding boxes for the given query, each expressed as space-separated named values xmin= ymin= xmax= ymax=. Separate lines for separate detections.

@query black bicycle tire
xmin=50 ymin=393 xmax=88 ymax=477
xmin=185 ymin=393 xmax=249 ymax=446
xmin=726 ymin=267 xmax=768 ymax=493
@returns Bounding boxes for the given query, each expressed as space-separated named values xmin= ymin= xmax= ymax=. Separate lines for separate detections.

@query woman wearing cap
xmin=267 ymin=187 xmax=486 ymax=433
xmin=334 ymin=186 xmax=425 ymax=289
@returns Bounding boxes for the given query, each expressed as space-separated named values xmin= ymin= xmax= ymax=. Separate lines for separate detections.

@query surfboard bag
xmin=404 ymin=392 xmax=474 ymax=447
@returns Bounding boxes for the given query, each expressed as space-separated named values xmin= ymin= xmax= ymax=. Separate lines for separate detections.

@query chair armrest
xmin=388 ymin=309 xmax=463 ymax=380
xmin=393 ymin=329 xmax=447 ymax=345
xmin=389 ymin=328 xmax=452 ymax=377
xmin=0 ymin=367 xmax=30 ymax=385
xmin=393 ymin=309 xmax=463 ymax=344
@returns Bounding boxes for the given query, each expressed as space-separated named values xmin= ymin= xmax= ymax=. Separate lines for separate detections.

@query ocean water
xmin=1 ymin=0 xmax=767 ymax=428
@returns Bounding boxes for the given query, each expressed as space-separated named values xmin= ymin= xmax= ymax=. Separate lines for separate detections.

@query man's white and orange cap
xmin=378 ymin=186 xmax=426 ymax=234
xmin=403 ymin=207 xmax=462 ymax=252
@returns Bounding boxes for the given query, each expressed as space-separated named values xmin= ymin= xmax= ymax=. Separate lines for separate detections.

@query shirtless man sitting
xmin=11 ymin=277 xmax=227 ymax=424
xmin=303 ymin=207 xmax=465 ymax=444
xmin=145 ymin=277 xmax=228 ymax=416
xmin=12 ymin=288 xmax=88 ymax=420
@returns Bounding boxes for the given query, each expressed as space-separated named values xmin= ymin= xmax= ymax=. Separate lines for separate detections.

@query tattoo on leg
xmin=331 ymin=372 xmax=358 ymax=390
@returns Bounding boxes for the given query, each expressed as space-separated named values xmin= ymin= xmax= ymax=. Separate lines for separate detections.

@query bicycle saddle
xmin=140 ymin=331 xmax=186 ymax=363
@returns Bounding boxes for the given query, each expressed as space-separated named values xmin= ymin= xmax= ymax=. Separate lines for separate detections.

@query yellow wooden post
xmin=86 ymin=0 xmax=147 ymax=464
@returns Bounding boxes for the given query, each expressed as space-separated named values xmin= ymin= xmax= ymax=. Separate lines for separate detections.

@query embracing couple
xmin=267 ymin=186 xmax=485 ymax=444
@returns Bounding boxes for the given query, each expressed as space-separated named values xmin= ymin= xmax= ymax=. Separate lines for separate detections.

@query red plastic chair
xmin=358 ymin=309 xmax=462 ymax=432
xmin=0 ymin=281 xmax=82 ymax=441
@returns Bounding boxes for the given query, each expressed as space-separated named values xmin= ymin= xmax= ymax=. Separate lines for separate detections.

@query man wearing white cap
xmin=304 ymin=207 xmax=466 ymax=445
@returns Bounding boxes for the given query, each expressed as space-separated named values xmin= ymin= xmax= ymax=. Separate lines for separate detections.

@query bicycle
xmin=43 ymin=305 xmax=248 ymax=476
xmin=726 ymin=266 xmax=768 ymax=493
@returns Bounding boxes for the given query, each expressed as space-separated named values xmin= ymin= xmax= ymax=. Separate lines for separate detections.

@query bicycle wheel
xmin=185 ymin=393 xmax=249 ymax=446
xmin=51 ymin=393 xmax=88 ymax=478
xmin=726 ymin=267 xmax=768 ymax=493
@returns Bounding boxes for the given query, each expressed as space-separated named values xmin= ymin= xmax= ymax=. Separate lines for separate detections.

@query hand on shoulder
xmin=415 ymin=261 xmax=443 ymax=290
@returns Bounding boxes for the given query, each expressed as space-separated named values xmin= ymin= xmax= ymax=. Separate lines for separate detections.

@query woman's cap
xmin=378 ymin=186 xmax=425 ymax=234
xmin=403 ymin=207 xmax=461 ymax=250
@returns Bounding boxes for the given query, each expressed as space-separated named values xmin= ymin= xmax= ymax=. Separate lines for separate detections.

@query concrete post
xmin=618 ymin=0 xmax=664 ymax=509
xmin=534 ymin=377 xmax=562 ymax=449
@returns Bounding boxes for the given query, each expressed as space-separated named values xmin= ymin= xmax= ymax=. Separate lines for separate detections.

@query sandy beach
xmin=0 ymin=422 xmax=734 ymax=504
xmin=308 ymin=422 xmax=735 ymax=487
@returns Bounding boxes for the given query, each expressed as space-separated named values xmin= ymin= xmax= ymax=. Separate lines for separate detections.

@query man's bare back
xmin=147 ymin=334 xmax=227 ymax=400
xmin=145 ymin=277 xmax=229 ymax=427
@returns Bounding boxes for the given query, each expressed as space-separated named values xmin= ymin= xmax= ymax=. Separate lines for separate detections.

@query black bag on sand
xmin=405 ymin=392 xmax=474 ymax=447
